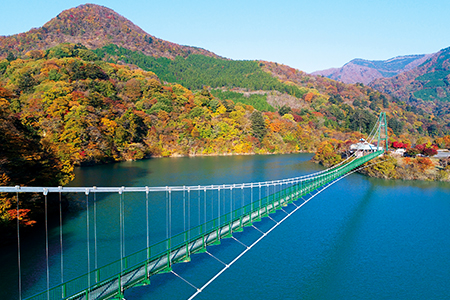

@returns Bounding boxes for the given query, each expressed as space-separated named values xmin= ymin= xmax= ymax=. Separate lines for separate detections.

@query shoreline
xmin=314 ymin=153 xmax=450 ymax=182
xmin=77 ymin=150 xmax=310 ymax=166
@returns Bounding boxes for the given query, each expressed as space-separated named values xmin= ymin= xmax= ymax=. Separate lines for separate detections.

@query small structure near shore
xmin=435 ymin=149 xmax=450 ymax=159
xmin=392 ymin=148 xmax=406 ymax=157
xmin=349 ymin=139 xmax=384 ymax=157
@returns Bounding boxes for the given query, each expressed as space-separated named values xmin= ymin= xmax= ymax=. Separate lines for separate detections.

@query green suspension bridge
xmin=2 ymin=113 xmax=389 ymax=300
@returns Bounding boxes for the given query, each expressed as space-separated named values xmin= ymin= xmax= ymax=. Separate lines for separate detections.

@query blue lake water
xmin=1 ymin=153 xmax=450 ymax=299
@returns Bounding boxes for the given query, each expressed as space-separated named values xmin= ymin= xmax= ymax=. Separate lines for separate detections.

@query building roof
xmin=350 ymin=142 xmax=383 ymax=151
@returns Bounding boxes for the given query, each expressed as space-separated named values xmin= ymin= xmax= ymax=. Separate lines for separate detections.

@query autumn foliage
xmin=313 ymin=139 xmax=343 ymax=167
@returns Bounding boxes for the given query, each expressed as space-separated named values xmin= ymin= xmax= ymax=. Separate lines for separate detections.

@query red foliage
xmin=391 ymin=141 xmax=410 ymax=149
xmin=416 ymin=144 xmax=425 ymax=152
xmin=263 ymin=112 xmax=279 ymax=120
xmin=162 ymin=86 xmax=173 ymax=93
xmin=423 ymin=147 xmax=438 ymax=156
xmin=292 ymin=114 xmax=303 ymax=122
xmin=412 ymin=143 xmax=438 ymax=156
xmin=312 ymin=111 xmax=324 ymax=117
xmin=415 ymin=157 xmax=434 ymax=172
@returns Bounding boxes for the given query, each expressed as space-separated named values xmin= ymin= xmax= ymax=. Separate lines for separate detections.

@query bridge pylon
xmin=376 ymin=112 xmax=389 ymax=153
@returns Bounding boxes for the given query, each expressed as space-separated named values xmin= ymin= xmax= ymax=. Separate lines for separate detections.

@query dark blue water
xmin=2 ymin=153 xmax=450 ymax=299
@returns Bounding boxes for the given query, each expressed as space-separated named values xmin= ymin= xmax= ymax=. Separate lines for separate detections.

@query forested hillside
xmin=94 ymin=44 xmax=307 ymax=97
xmin=93 ymin=44 xmax=450 ymax=138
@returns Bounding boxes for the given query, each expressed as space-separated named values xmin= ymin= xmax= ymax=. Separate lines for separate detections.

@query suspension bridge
xmin=1 ymin=113 xmax=388 ymax=300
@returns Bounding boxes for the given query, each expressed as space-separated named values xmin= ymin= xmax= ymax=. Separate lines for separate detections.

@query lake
xmin=1 ymin=153 xmax=450 ymax=299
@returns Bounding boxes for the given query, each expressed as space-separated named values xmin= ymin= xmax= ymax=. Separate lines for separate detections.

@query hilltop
xmin=313 ymin=54 xmax=432 ymax=85
xmin=0 ymin=3 xmax=219 ymax=59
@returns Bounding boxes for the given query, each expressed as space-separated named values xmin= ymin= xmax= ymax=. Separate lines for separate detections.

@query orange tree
xmin=313 ymin=139 xmax=343 ymax=167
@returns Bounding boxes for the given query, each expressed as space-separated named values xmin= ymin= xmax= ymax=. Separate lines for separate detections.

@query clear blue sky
xmin=1 ymin=0 xmax=449 ymax=73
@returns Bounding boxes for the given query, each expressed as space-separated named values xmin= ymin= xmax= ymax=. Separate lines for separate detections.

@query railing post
xmin=185 ymin=231 xmax=189 ymax=257
xmin=167 ymin=238 xmax=171 ymax=268
xmin=118 ymin=274 xmax=121 ymax=298
xmin=250 ymin=183 xmax=253 ymax=223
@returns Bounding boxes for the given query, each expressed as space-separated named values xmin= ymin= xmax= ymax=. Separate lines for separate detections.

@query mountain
xmin=0 ymin=3 xmax=220 ymax=59
xmin=369 ymin=47 xmax=450 ymax=103
xmin=312 ymin=54 xmax=433 ymax=85
xmin=1 ymin=4 xmax=450 ymax=138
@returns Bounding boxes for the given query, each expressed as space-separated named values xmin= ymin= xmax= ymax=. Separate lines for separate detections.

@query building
xmin=349 ymin=139 xmax=384 ymax=157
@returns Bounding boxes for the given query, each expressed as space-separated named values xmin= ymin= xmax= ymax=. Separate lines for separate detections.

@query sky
xmin=1 ymin=0 xmax=450 ymax=73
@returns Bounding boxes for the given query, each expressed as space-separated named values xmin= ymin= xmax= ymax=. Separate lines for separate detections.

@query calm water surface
xmin=1 ymin=153 xmax=450 ymax=299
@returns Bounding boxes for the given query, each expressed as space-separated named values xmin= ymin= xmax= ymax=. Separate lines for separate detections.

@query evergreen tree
xmin=250 ymin=111 xmax=267 ymax=142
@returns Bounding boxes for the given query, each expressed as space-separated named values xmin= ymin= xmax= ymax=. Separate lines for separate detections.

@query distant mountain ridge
xmin=0 ymin=3 xmax=220 ymax=59
xmin=312 ymin=54 xmax=433 ymax=84
xmin=369 ymin=47 xmax=450 ymax=103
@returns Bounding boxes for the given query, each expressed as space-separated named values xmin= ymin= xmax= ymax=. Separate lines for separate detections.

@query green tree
xmin=349 ymin=109 xmax=377 ymax=134
xmin=381 ymin=95 xmax=389 ymax=108
xmin=6 ymin=52 xmax=15 ymax=62
xmin=250 ymin=111 xmax=267 ymax=143
xmin=278 ymin=105 xmax=291 ymax=116
xmin=388 ymin=117 xmax=404 ymax=136
xmin=17 ymin=70 xmax=36 ymax=93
